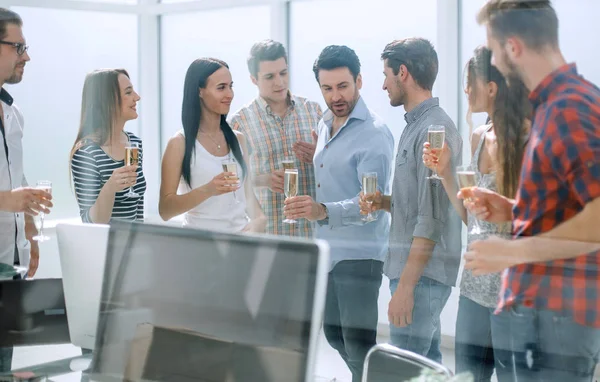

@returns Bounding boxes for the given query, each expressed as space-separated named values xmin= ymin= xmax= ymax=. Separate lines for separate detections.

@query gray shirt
xmin=384 ymin=98 xmax=463 ymax=286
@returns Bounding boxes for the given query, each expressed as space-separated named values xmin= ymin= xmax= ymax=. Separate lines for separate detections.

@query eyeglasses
xmin=0 ymin=41 xmax=28 ymax=56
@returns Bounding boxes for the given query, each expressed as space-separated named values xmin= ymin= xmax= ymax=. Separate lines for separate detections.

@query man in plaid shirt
xmin=228 ymin=40 xmax=322 ymax=238
xmin=461 ymin=1 xmax=600 ymax=381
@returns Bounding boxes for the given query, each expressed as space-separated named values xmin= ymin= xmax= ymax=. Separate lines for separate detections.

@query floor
xmin=10 ymin=331 xmax=461 ymax=382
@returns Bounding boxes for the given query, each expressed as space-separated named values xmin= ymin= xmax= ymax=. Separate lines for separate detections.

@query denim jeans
xmin=388 ymin=276 xmax=451 ymax=364
xmin=455 ymin=295 xmax=514 ymax=382
xmin=494 ymin=304 xmax=600 ymax=382
xmin=323 ymin=260 xmax=383 ymax=382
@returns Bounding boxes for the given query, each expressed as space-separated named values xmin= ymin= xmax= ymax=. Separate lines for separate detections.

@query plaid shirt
xmin=498 ymin=64 xmax=600 ymax=327
xmin=228 ymin=94 xmax=322 ymax=238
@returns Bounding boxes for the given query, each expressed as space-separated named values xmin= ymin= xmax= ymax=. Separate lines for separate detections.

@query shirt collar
xmin=528 ymin=63 xmax=578 ymax=110
xmin=404 ymin=97 xmax=439 ymax=124
xmin=256 ymin=91 xmax=296 ymax=115
xmin=0 ymin=88 xmax=13 ymax=106
xmin=323 ymin=96 xmax=369 ymax=126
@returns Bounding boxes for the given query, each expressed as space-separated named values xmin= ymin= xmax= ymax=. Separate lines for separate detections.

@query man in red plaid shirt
xmin=459 ymin=1 xmax=600 ymax=381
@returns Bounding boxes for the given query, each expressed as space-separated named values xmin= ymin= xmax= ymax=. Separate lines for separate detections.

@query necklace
xmin=199 ymin=130 xmax=223 ymax=151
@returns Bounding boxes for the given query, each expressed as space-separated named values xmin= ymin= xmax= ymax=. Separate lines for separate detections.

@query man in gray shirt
xmin=361 ymin=38 xmax=462 ymax=363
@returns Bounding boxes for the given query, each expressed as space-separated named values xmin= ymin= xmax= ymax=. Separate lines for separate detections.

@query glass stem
xmin=39 ymin=213 xmax=45 ymax=238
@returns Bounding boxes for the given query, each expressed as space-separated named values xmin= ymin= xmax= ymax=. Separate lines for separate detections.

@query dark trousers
xmin=323 ymin=260 xmax=383 ymax=382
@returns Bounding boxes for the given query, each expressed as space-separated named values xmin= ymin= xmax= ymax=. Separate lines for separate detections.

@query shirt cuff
xmin=323 ymin=202 xmax=342 ymax=228
xmin=413 ymin=216 xmax=443 ymax=243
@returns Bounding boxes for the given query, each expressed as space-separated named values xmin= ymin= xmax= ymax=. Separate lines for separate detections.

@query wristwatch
xmin=320 ymin=203 xmax=329 ymax=223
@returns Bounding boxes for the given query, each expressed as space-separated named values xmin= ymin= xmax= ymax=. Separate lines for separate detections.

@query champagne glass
xmin=222 ymin=155 xmax=240 ymax=204
xmin=426 ymin=125 xmax=446 ymax=180
xmin=362 ymin=172 xmax=378 ymax=222
xmin=281 ymin=156 xmax=295 ymax=171
xmin=456 ymin=165 xmax=483 ymax=235
xmin=33 ymin=180 xmax=52 ymax=242
xmin=283 ymin=169 xmax=299 ymax=224
xmin=124 ymin=141 xmax=140 ymax=198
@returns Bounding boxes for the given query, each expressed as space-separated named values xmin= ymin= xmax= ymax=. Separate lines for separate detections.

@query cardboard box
xmin=124 ymin=323 xmax=305 ymax=382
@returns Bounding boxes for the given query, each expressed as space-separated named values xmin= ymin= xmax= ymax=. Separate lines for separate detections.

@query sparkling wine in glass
xmin=281 ymin=157 xmax=295 ymax=171
xmin=427 ymin=125 xmax=446 ymax=180
xmin=222 ymin=156 xmax=240 ymax=204
xmin=362 ymin=172 xmax=378 ymax=222
xmin=124 ymin=142 xmax=140 ymax=198
xmin=33 ymin=180 xmax=52 ymax=242
xmin=283 ymin=169 xmax=298 ymax=224
xmin=456 ymin=165 xmax=483 ymax=235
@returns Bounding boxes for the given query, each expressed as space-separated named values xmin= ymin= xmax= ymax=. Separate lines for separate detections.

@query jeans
xmin=388 ymin=276 xmax=451 ymax=364
xmin=495 ymin=304 xmax=600 ymax=382
xmin=323 ymin=260 xmax=383 ymax=382
xmin=455 ymin=295 xmax=514 ymax=382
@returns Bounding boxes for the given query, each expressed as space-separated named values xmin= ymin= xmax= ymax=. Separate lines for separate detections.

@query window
xmin=290 ymin=0 xmax=438 ymax=145
xmin=160 ymin=5 xmax=271 ymax=149
xmin=10 ymin=7 xmax=139 ymax=219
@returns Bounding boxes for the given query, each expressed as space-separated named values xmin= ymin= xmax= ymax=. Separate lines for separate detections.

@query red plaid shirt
xmin=498 ymin=64 xmax=600 ymax=327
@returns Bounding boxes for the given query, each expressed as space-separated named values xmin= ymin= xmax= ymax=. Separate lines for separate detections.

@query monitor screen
xmin=91 ymin=221 xmax=328 ymax=382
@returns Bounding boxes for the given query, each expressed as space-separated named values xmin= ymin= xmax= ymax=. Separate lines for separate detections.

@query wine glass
xmin=456 ymin=165 xmax=484 ymax=235
xmin=426 ymin=125 xmax=446 ymax=180
xmin=124 ymin=141 xmax=140 ymax=198
xmin=362 ymin=172 xmax=378 ymax=222
xmin=283 ymin=169 xmax=299 ymax=224
xmin=33 ymin=180 xmax=52 ymax=242
xmin=281 ymin=156 xmax=295 ymax=171
xmin=221 ymin=155 xmax=240 ymax=204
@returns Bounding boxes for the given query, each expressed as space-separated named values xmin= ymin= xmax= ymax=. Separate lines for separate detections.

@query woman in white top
xmin=159 ymin=58 xmax=266 ymax=233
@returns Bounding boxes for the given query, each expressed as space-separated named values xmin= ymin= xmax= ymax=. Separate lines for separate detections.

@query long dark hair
xmin=181 ymin=58 xmax=246 ymax=187
xmin=467 ymin=46 xmax=530 ymax=198
xmin=70 ymin=68 xmax=129 ymax=161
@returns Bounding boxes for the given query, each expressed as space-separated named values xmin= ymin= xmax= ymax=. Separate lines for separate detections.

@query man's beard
xmin=6 ymin=64 xmax=24 ymax=84
xmin=501 ymin=51 xmax=522 ymax=82
xmin=390 ymin=78 xmax=406 ymax=107
xmin=329 ymin=90 xmax=359 ymax=118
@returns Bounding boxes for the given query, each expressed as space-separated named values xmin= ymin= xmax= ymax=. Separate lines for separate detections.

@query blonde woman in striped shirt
xmin=70 ymin=69 xmax=145 ymax=224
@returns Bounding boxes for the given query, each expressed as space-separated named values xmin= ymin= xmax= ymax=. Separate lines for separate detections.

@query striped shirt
xmin=71 ymin=132 xmax=146 ymax=223
xmin=228 ymin=94 xmax=322 ymax=238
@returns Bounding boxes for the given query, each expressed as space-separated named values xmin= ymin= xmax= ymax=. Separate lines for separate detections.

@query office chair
xmin=362 ymin=343 xmax=453 ymax=382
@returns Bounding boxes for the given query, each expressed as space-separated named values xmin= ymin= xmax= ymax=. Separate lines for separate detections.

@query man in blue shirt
xmin=284 ymin=45 xmax=394 ymax=382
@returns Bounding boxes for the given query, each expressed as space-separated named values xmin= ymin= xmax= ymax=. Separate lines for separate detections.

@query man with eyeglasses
xmin=0 ymin=8 xmax=52 ymax=372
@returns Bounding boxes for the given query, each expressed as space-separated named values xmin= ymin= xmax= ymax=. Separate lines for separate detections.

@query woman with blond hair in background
xmin=70 ymin=69 xmax=145 ymax=224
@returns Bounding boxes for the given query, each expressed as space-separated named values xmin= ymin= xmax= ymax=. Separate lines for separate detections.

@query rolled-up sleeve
xmin=413 ymin=128 xmax=462 ymax=242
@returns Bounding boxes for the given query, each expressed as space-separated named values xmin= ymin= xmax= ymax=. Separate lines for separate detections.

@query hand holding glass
xmin=32 ymin=180 xmax=52 ymax=242
xmin=456 ymin=165 xmax=483 ymax=235
xmin=124 ymin=142 xmax=140 ymax=198
xmin=283 ymin=169 xmax=298 ymax=224
xmin=362 ymin=172 xmax=378 ymax=222
xmin=222 ymin=156 xmax=240 ymax=204
xmin=427 ymin=125 xmax=445 ymax=180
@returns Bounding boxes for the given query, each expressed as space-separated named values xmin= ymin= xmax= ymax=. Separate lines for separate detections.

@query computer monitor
xmin=91 ymin=221 xmax=329 ymax=382
xmin=56 ymin=222 xmax=109 ymax=350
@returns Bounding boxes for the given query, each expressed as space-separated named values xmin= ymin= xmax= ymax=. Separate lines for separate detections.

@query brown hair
xmin=381 ymin=38 xmax=438 ymax=91
xmin=467 ymin=46 xmax=530 ymax=197
xmin=0 ymin=8 xmax=22 ymax=40
xmin=477 ymin=0 xmax=559 ymax=51
xmin=247 ymin=39 xmax=288 ymax=78
xmin=70 ymin=68 xmax=129 ymax=161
